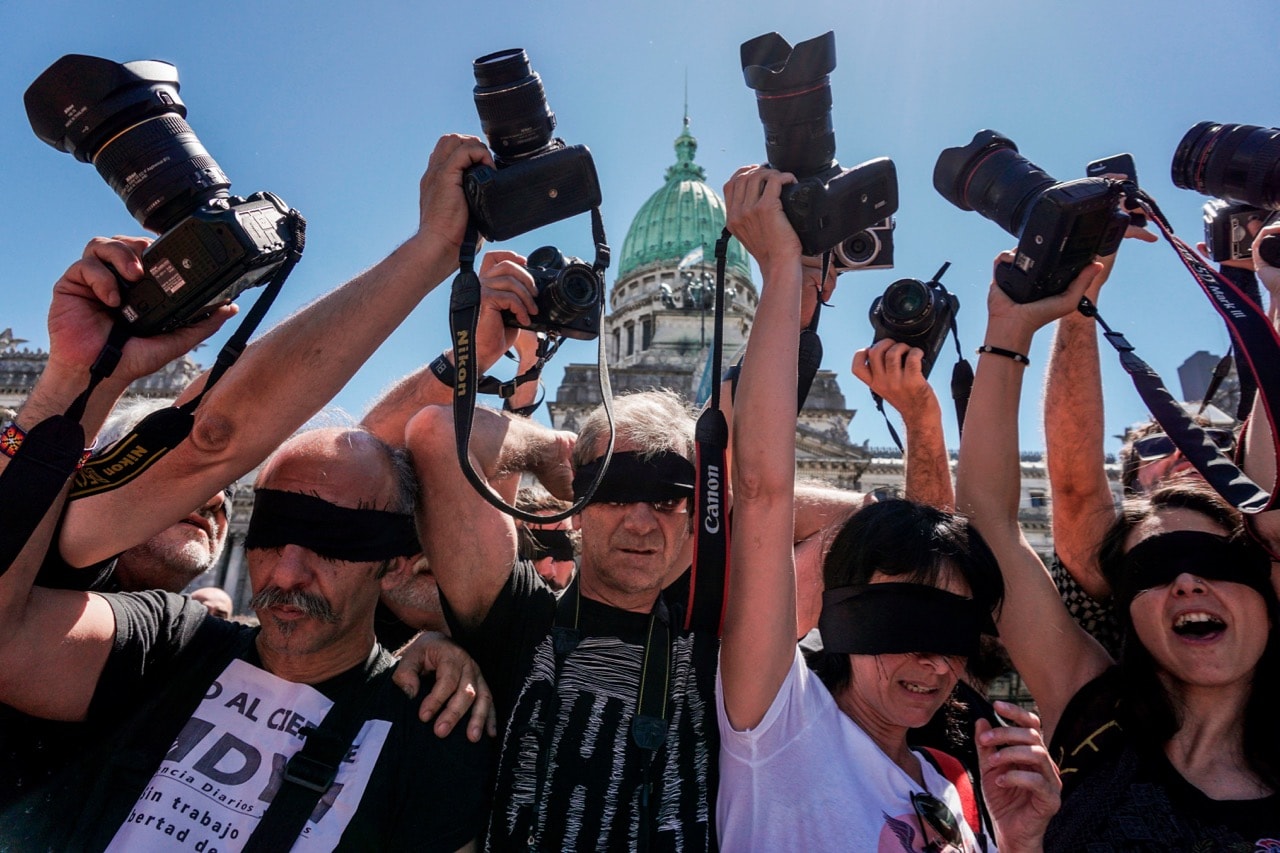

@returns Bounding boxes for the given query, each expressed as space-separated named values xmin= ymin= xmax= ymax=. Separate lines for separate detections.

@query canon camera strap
xmin=1086 ymin=189 xmax=1280 ymax=515
xmin=0 ymin=210 xmax=305 ymax=574
xmin=448 ymin=210 xmax=614 ymax=524
xmin=682 ymin=231 xmax=734 ymax=634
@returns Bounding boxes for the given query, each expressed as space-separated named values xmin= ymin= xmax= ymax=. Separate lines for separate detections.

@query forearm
xmin=722 ymin=253 xmax=803 ymax=728
xmin=901 ymin=394 xmax=954 ymax=510
xmin=957 ymin=319 xmax=1035 ymax=530
xmin=61 ymin=237 xmax=455 ymax=566
xmin=1043 ymin=313 xmax=1114 ymax=597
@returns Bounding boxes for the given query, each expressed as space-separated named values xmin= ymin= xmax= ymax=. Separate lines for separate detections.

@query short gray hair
xmin=572 ymin=389 xmax=696 ymax=468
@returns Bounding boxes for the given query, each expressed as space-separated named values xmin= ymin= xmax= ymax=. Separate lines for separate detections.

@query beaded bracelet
xmin=976 ymin=344 xmax=1030 ymax=366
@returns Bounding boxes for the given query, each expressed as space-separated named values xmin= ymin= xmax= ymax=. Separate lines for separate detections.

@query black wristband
xmin=429 ymin=353 xmax=455 ymax=387
xmin=976 ymin=344 xmax=1030 ymax=365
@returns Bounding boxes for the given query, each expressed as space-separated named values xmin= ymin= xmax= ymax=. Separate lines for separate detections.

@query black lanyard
xmin=526 ymin=578 xmax=672 ymax=852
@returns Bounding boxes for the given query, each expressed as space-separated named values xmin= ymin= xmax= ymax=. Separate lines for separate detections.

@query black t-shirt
xmin=1 ymin=590 xmax=488 ymax=852
xmin=1047 ymin=667 xmax=1280 ymax=851
xmin=445 ymin=563 xmax=719 ymax=852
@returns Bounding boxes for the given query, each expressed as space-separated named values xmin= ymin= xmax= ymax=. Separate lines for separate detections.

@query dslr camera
xmin=463 ymin=50 xmax=602 ymax=242
xmin=501 ymin=246 xmax=602 ymax=340
xmin=834 ymin=216 xmax=894 ymax=271
xmin=740 ymin=31 xmax=898 ymax=257
xmin=25 ymin=55 xmax=298 ymax=337
xmin=1172 ymin=122 xmax=1280 ymax=266
xmin=869 ymin=267 xmax=957 ymax=379
xmin=934 ymin=130 xmax=1128 ymax=303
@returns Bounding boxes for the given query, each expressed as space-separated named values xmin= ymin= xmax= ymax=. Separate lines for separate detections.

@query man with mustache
xmin=0 ymin=425 xmax=493 ymax=850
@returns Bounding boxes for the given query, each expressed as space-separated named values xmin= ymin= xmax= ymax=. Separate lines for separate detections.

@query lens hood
xmin=25 ymin=54 xmax=185 ymax=162
xmin=741 ymin=31 xmax=836 ymax=92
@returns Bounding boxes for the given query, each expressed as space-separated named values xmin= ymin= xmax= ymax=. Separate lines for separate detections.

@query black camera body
xmin=463 ymin=143 xmax=601 ymax=242
xmin=740 ymin=31 xmax=899 ymax=257
xmin=835 ymin=216 xmax=895 ymax=271
xmin=502 ymin=245 xmax=601 ymax=340
xmin=1203 ymin=199 xmax=1273 ymax=263
xmin=25 ymin=54 xmax=300 ymax=335
xmin=779 ymin=159 xmax=898 ymax=257
xmin=1001 ymin=179 xmax=1128 ymax=303
xmin=120 ymin=192 xmax=294 ymax=336
xmin=463 ymin=49 xmax=602 ymax=242
xmin=869 ymin=275 xmax=958 ymax=379
xmin=935 ymin=130 xmax=1127 ymax=303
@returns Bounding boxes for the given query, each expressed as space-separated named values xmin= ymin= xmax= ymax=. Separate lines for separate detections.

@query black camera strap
xmin=527 ymin=579 xmax=672 ymax=851
xmin=1084 ymin=190 xmax=1280 ymax=515
xmin=448 ymin=209 xmax=614 ymax=524
xmin=0 ymin=210 xmax=305 ymax=571
xmin=684 ymin=230 xmax=733 ymax=634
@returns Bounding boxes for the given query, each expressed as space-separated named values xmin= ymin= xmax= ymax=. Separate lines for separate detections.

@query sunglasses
xmin=1132 ymin=429 xmax=1235 ymax=462
xmin=910 ymin=791 xmax=964 ymax=852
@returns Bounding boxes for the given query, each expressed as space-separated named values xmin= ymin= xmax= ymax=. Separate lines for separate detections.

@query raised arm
xmin=405 ymin=403 xmax=574 ymax=629
xmin=59 ymin=135 xmax=494 ymax=567
xmin=1242 ymin=221 xmax=1280 ymax=556
xmin=852 ymin=339 xmax=954 ymax=510
xmin=719 ymin=164 xmax=807 ymax=730
xmin=955 ymin=254 xmax=1111 ymax=740
xmin=0 ymin=239 xmax=233 ymax=720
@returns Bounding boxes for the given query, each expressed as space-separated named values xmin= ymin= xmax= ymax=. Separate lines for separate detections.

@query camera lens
xmin=544 ymin=265 xmax=599 ymax=326
xmin=740 ymin=31 xmax=838 ymax=179
xmin=25 ymin=55 xmax=231 ymax=234
xmin=836 ymin=229 xmax=878 ymax=267
xmin=879 ymin=278 xmax=936 ymax=334
xmin=472 ymin=49 xmax=557 ymax=162
xmin=933 ymin=130 xmax=1057 ymax=236
xmin=1172 ymin=121 xmax=1280 ymax=208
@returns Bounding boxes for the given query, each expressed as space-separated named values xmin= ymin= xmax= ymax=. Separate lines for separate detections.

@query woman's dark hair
xmin=1097 ymin=480 xmax=1280 ymax=790
xmin=804 ymin=499 xmax=1005 ymax=695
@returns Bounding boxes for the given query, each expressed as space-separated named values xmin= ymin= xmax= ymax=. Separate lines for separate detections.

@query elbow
xmin=405 ymin=405 xmax=455 ymax=470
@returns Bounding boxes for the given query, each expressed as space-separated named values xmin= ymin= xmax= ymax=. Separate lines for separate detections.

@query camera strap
xmin=684 ymin=230 xmax=733 ymax=634
xmin=448 ymin=209 xmax=614 ymax=524
xmin=1084 ymin=191 xmax=1280 ymax=514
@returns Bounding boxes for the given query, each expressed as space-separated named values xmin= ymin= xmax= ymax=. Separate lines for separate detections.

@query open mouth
xmin=1172 ymin=612 xmax=1227 ymax=638
xmin=900 ymin=681 xmax=939 ymax=696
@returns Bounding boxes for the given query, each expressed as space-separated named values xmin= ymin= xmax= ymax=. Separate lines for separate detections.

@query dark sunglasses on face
xmin=1133 ymin=428 xmax=1235 ymax=462
xmin=910 ymin=791 xmax=964 ymax=852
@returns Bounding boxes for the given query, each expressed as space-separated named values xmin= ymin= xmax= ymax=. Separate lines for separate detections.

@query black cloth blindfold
xmin=818 ymin=582 xmax=996 ymax=658
xmin=526 ymin=528 xmax=576 ymax=562
xmin=572 ymin=449 xmax=695 ymax=505
xmin=1115 ymin=529 xmax=1273 ymax=607
xmin=244 ymin=488 xmax=420 ymax=562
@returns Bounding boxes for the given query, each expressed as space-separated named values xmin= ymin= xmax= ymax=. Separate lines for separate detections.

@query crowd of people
xmin=1 ymin=124 xmax=1278 ymax=853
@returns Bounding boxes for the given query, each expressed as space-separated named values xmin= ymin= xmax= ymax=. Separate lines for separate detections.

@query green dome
xmin=617 ymin=121 xmax=752 ymax=280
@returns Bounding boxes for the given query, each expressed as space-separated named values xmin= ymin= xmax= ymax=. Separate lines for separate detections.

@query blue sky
xmin=4 ymin=0 xmax=1278 ymax=453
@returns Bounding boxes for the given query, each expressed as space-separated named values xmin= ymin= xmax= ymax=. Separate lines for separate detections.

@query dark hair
xmin=804 ymin=499 xmax=1005 ymax=694
xmin=1097 ymin=480 xmax=1280 ymax=789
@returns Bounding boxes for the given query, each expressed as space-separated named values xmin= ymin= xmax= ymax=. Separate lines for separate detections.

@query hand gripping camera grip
xmin=1258 ymin=233 xmax=1280 ymax=268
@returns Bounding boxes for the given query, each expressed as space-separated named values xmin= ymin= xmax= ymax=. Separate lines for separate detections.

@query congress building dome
xmin=616 ymin=120 xmax=752 ymax=282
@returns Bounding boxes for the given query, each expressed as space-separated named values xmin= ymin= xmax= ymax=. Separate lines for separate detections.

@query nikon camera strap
xmin=0 ymin=211 xmax=306 ymax=574
xmin=448 ymin=210 xmax=614 ymax=524
xmin=1087 ymin=189 xmax=1280 ymax=515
